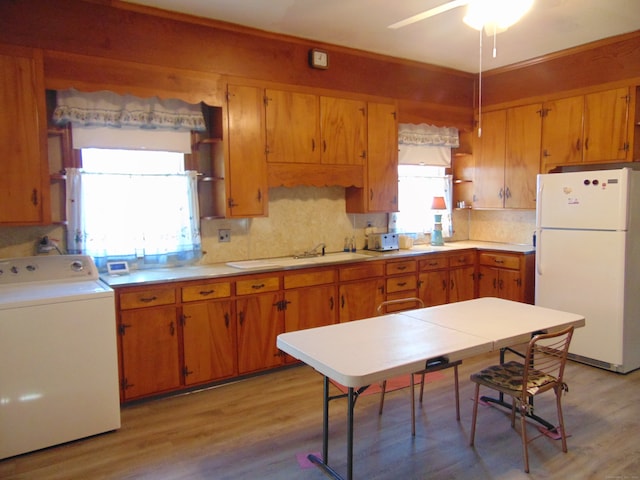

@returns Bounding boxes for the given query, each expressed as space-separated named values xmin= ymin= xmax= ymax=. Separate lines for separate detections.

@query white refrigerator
xmin=535 ymin=167 xmax=640 ymax=373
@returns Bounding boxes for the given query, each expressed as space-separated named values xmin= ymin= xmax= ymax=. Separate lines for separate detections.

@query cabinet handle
xmin=360 ymin=150 xmax=366 ymax=159
xmin=493 ymin=278 xmax=497 ymax=289
xmin=323 ymin=140 xmax=327 ymax=152
xmin=199 ymin=289 xmax=215 ymax=296
xmin=499 ymin=279 xmax=504 ymax=290
xmin=224 ymin=312 xmax=230 ymax=328
xmin=543 ymin=149 xmax=551 ymax=157
xmin=505 ymin=187 xmax=511 ymax=199
xmin=228 ymin=198 xmax=239 ymax=208
xmin=118 ymin=323 xmax=132 ymax=335
xmin=31 ymin=188 xmax=38 ymax=206
xmin=584 ymin=138 xmax=589 ymax=150
xmin=450 ymin=280 xmax=455 ymax=289
xmin=576 ymin=139 xmax=581 ymax=151
xmin=370 ymin=188 xmax=374 ymax=200
xmin=442 ymin=280 xmax=447 ymax=291
xmin=429 ymin=261 xmax=439 ymax=266
xmin=311 ymin=138 xmax=316 ymax=152
xmin=498 ymin=188 xmax=504 ymax=199
xmin=139 ymin=295 xmax=158 ymax=303
xmin=169 ymin=321 xmax=175 ymax=336
xmin=183 ymin=366 xmax=193 ymax=378
xmin=257 ymin=189 xmax=262 ymax=201
xmin=180 ymin=314 xmax=189 ymax=326
xmin=494 ymin=259 xmax=504 ymax=264
xmin=329 ymin=296 xmax=334 ymax=310
xmin=396 ymin=282 xmax=407 ymax=287
xmin=239 ymin=311 xmax=245 ymax=325
xmin=341 ymin=295 xmax=345 ymax=309
xmin=379 ymin=286 xmax=385 ymax=294
xmin=251 ymin=283 xmax=265 ymax=290
xmin=417 ymin=280 xmax=423 ymax=287
xmin=396 ymin=265 xmax=407 ymax=271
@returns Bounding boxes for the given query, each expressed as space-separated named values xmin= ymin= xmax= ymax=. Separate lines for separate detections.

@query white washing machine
xmin=0 ymin=255 xmax=120 ymax=460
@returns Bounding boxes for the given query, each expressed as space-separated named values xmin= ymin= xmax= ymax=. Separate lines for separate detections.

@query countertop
xmin=101 ymin=240 xmax=535 ymax=288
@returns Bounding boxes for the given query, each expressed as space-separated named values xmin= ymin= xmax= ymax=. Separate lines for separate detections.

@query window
xmin=66 ymin=148 xmax=201 ymax=271
xmin=390 ymin=165 xmax=452 ymax=241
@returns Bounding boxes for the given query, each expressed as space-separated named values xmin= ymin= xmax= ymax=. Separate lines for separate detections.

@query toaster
xmin=368 ymin=233 xmax=399 ymax=251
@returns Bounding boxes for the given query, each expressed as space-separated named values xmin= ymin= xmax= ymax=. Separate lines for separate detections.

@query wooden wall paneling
xmin=482 ymin=31 xmax=640 ymax=107
xmin=0 ymin=0 xmax=474 ymax=127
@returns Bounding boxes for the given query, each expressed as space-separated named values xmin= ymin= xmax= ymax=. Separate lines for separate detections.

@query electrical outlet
xmin=218 ymin=229 xmax=231 ymax=242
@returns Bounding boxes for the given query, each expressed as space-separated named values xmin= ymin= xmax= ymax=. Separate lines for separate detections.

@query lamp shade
xmin=431 ymin=196 xmax=447 ymax=210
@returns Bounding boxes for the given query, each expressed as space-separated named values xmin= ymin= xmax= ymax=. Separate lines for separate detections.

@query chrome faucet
xmin=295 ymin=242 xmax=326 ymax=258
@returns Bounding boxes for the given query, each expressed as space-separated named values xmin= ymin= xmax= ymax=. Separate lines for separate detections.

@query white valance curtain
xmin=53 ymin=88 xmax=206 ymax=132
xmin=398 ymin=123 xmax=459 ymax=167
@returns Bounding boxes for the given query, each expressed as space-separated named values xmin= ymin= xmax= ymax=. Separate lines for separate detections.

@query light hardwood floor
xmin=1 ymin=352 xmax=639 ymax=479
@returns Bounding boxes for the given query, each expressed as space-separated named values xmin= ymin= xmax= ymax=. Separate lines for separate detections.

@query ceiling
xmin=122 ymin=0 xmax=640 ymax=73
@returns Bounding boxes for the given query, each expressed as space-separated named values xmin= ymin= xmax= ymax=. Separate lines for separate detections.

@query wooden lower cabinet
xmin=236 ymin=292 xmax=284 ymax=374
xmin=477 ymin=251 xmax=534 ymax=304
xmin=418 ymin=251 xmax=475 ymax=307
xmin=120 ymin=306 xmax=181 ymax=401
xmin=338 ymin=261 xmax=385 ymax=322
xmin=182 ymin=300 xmax=236 ymax=386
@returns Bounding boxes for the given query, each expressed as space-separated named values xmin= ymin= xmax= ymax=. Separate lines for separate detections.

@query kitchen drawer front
xmin=120 ymin=287 xmax=176 ymax=310
xmin=478 ymin=252 xmax=520 ymax=270
xmin=284 ymin=269 xmax=336 ymax=289
xmin=236 ymin=276 xmax=280 ymax=295
xmin=339 ymin=262 xmax=384 ymax=282
xmin=386 ymin=274 xmax=417 ymax=294
xmin=448 ymin=251 xmax=475 ymax=268
xmin=386 ymin=259 xmax=417 ymax=275
xmin=419 ymin=255 xmax=448 ymax=271
xmin=181 ymin=282 xmax=231 ymax=302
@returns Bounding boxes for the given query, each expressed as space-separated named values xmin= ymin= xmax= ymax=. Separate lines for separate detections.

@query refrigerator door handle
xmin=536 ymin=181 xmax=544 ymax=228
xmin=536 ymin=229 xmax=543 ymax=276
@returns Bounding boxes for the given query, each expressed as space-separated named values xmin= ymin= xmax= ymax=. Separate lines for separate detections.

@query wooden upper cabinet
xmin=504 ymin=103 xmax=541 ymax=209
xmin=541 ymin=95 xmax=584 ymax=169
xmin=366 ymin=102 xmax=398 ymax=212
xmin=474 ymin=109 xmax=506 ymax=208
xmin=0 ymin=45 xmax=50 ymax=225
xmin=583 ymin=87 xmax=629 ymax=163
xmin=226 ymin=83 xmax=268 ymax=217
xmin=475 ymin=105 xmax=541 ymax=209
xmin=265 ymin=89 xmax=320 ymax=164
xmin=541 ymin=88 xmax=630 ymax=172
xmin=320 ymin=96 xmax=367 ymax=165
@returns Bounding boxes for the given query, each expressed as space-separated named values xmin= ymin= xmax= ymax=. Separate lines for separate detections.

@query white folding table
xmin=276 ymin=297 xmax=585 ymax=480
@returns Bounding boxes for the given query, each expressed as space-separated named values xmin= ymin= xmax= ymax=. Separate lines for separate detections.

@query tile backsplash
xmin=0 ymin=188 xmax=535 ymax=261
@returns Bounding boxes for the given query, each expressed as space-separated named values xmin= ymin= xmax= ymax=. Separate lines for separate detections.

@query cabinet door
xmin=584 ymin=88 xmax=629 ymax=163
xmin=477 ymin=265 xmax=499 ymax=299
xmin=226 ymin=84 xmax=267 ymax=217
xmin=505 ymin=104 xmax=541 ymax=209
xmin=120 ymin=307 xmax=181 ymax=400
xmin=474 ymin=109 xmax=506 ymax=208
xmin=320 ymin=96 xmax=367 ymax=165
xmin=0 ymin=47 xmax=49 ymax=224
xmin=448 ymin=266 xmax=475 ymax=303
xmin=265 ymin=89 xmax=320 ymax=164
xmin=366 ymin=102 xmax=398 ymax=212
xmin=497 ymin=268 xmax=523 ymax=302
xmin=182 ymin=300 xmax=236 ymax=386
xmin=418 ymin=270 xmax=448 ymax=307
xmin=284 ymin=285 xmax=337 ymax=332
xmin=541 ymin=95 xmax=584 ymax=170
xmin=339 ymin=278 xmax=384 ymax=322
xmin=236 ymin=292 xmax=283 ymax=374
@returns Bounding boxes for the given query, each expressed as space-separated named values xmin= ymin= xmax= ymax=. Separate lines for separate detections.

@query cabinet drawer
xmin=419 ymin=255 xmax=447 ymax=271
xmin=284 ymin=269 xmax=336 ymax=289
xmin=478 ymin=252 xmax=520 ymax=270
xmin=339 ymin=262 xmax=384 ymax=282
xmin=236 ymin=276 xmax=280 ymax=295
xmin=448 ymin=251 xmax=475 ymax=268
xmin=181 ymin=282 xmax=231 ymax=302
xmin=386 ymin=274 xmax=417 ymax=294
xmin=120 ymin=287 xmax=176 ymax=310
xmin=386 ymin=260 xmax=416 ymax=275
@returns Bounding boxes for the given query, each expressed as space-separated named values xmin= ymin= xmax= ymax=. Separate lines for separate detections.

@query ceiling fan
xmin=388 ymin=0 xmax=534 ymax=33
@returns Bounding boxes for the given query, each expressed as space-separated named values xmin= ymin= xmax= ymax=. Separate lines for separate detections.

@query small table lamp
xmin=430 ymin=196 xmax=447 ymax=246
